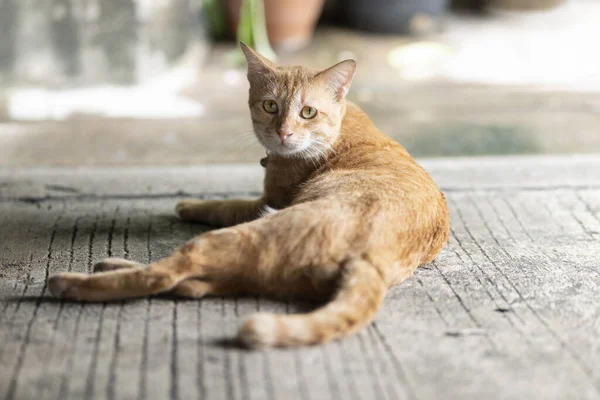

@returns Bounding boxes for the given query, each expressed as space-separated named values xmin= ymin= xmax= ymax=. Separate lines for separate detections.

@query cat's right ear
xmin=240 ymin=42 xmax=276 ymax=79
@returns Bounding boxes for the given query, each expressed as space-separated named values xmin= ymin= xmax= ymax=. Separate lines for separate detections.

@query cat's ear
xmin=240 ymin=42 xmax=276 ymax=78
xmin=316 ymin=59 xmax=356 ymax=101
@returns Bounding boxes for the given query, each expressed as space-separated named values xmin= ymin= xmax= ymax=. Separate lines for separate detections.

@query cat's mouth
xmin=273 ymin=142 xmax=302 ymax=155
xmin=280 ymin=138 xmax=321 ymax=156
xmin=263 ymin=137 xmax=308 ymax=156
xmin=256 ymin=130 xmax=313 ymax=157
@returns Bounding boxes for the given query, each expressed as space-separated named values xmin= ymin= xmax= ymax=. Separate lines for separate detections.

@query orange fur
xmin=47 ymin=43 xmax=449 ymax=348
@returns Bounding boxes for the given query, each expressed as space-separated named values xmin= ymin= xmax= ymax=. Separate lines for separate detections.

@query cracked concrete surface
xmin=1 ymin=156 xmax=600 ymax=399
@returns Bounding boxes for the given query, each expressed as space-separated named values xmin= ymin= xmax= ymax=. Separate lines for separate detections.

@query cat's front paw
xmin=48 ymin=273 xmax=86 ymax=300
xmin=175 ymin=199 xmax=202 ymax=221
xmin=175 ymin=198 xmax=251 ymax=227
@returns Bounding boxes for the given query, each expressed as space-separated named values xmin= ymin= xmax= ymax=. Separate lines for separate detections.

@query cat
xmin=48 ymin=43 xmax=450 ymax=348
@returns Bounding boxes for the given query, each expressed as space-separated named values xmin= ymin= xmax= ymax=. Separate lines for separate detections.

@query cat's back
xmin=295 ymin=101 xmax=449 ymax=262
xmin=299 ymin=102 xmax=443 ymax=206
xmin=327 ymin=102 xmax=433 ymax=186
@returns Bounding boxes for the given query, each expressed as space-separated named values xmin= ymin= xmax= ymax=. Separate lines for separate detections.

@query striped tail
xmin=237 ymin=257 xmax=387 ymax=348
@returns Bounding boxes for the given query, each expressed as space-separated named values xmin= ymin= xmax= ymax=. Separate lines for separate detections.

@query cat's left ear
xmin=316 ymin=59 xmax=356 ymax=101
xmin=240 ymin=42 xmax=276 ymax=77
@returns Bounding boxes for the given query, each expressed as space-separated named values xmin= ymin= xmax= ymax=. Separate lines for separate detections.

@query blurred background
xmin=1 ymin=0 xmax=599 ymax=166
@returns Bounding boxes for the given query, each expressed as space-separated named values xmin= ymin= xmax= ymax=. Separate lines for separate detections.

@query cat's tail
xmin=237 ymin=257 xmax=387 ymax=348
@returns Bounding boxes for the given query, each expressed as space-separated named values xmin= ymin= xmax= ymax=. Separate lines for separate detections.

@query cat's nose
xmin=277 ymin=130 xmax=293 ymax=144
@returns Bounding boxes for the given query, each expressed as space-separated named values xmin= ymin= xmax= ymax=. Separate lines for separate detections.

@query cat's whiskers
xmin=235 ymin=130 xmax=261 ymax=148
xmin=294 ymin=143 xmax=332 ymax=171
xmin=308 ymin=139 xmax=334 ymax=161
xmin=238 ymin=141 xmax=263 ymax=155
xmin=240 ymin=135 xmax=256 ymax=141
xmin=235 ymin=130 xmax=258 ymax=139
xmin=300 ymin=148 xmax=320 ymax=170
xmin=234 ymin=127 xmax=255 ymax=134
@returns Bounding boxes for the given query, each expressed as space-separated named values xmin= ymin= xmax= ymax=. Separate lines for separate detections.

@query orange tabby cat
xmin=48 ymin=43 xmax=449 ymax=348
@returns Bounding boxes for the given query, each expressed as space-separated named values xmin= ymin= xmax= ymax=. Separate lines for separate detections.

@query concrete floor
xmin=1 ymin=156 xmax=600 ymax=400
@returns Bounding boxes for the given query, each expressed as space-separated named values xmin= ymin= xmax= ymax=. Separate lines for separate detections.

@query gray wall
xmin=0 ymin=0 xmax=207 ymax=86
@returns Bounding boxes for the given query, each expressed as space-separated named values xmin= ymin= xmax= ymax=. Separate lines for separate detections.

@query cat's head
xmin=241 ymin=43 xmax=356 ymax=158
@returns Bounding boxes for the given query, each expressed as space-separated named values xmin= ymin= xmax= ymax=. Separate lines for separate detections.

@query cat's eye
xmin=263 ymin=100 xmax=278 ymax=114
xmin=301 ymin=106 xmax=317 ymax=119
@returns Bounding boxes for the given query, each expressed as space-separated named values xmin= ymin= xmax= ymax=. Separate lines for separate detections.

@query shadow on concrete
xmin=404 ymin=123 xmax=541 ymax=157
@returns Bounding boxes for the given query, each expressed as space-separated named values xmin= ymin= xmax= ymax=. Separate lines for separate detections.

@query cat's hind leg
xmin=92 ymin=258 xmax=234 ymax=299
xmin=171 ymin=279 xmax=241 ymax=299
xmin=93 ymin=258 xmax=144 ymax=272
xmin=48 ymin=264 xmax=179 ymax=302
xmin=49 ymin=200 xmax=351 ymax=303
xmin=48 ymin=223 xmax=257 ymax=301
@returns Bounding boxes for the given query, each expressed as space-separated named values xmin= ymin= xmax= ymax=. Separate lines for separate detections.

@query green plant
xmin=203 ymin=0 xmax=227 ymax=40
xmin=233 ymin=0 xmax=276 ymax=63
xmin=203 ymin=0 xmax=276 ymax=65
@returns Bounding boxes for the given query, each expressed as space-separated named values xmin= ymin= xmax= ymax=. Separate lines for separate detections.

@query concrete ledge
xmin=1 ymin=155 xmax=599 ymax=200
